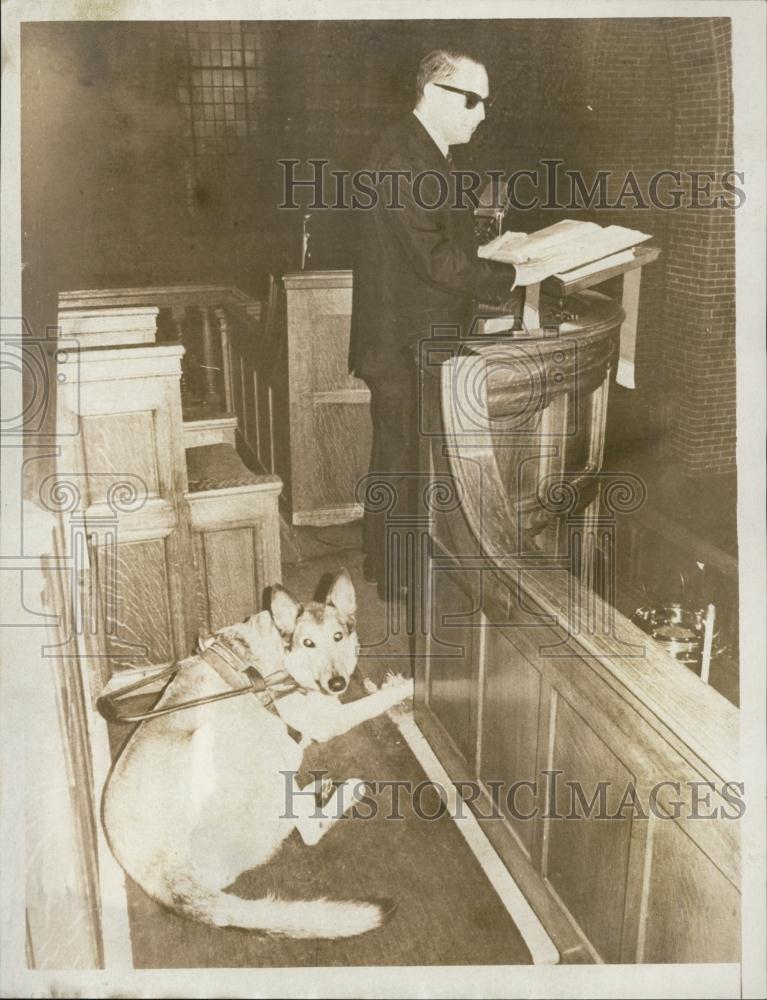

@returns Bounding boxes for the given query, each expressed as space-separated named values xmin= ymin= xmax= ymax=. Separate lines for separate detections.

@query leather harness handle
xmin=95 ymin=665 xmax=269 ymax=724
xmin=94 ymin=648 xmax=288 ymax=725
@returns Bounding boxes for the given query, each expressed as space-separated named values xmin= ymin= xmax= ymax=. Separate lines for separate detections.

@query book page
xmin=479 ymin=221 xmax=651 ymax=277
xmin=478 ymin=219 xmax=601 ymax=263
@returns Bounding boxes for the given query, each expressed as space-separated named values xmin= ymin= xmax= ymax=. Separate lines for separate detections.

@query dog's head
xmin=268 ymin=570 xmax=359 ymax=696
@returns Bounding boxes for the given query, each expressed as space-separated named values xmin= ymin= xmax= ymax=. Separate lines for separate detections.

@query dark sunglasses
xmin=433 ymin=82 xmax=494 ymax=111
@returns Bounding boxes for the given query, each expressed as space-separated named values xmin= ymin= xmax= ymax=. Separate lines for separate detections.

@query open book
xmin=478 ymin=219 xmax=651 ymax=281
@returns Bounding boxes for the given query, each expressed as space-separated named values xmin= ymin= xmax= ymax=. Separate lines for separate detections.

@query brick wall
xmin=662 ymin=18 xmax=736 ymax=475
xmin=575 ymin=19 xmax=674 ymax=397
xmin=547 ymin=17 xmax=736 ymax=475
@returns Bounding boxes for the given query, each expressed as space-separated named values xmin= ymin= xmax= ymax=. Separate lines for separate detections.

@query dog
xmin=101 ymin=570 xmax=413 ymax=939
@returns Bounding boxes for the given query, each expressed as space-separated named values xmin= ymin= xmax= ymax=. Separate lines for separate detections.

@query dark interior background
xmin=21 ymin=17 xmax=736 ymax=478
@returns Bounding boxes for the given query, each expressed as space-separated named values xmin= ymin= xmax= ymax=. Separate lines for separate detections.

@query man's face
xmin=425 ymin=59 xmax=490 ymax=147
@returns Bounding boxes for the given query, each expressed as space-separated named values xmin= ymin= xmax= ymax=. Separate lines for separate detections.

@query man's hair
xmin=415 ymin=49 xmax=483 ymax=103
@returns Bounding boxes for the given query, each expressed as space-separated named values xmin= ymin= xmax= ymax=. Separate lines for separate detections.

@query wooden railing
xmin=55 ymin=285 xmax=284 ymax=676
xmin=58 ymin=284 xmax=275 ymax=474
xmin=413 ymin=330 xmax=741 ymax=965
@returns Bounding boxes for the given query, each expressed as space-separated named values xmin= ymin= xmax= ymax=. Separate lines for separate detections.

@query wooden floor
xmin=112 ymin=522 xmax=533 ymax=968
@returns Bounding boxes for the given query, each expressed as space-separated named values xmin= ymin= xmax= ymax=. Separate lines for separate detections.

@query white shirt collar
xmin=413 ymin=108 xmax=450 ymax=159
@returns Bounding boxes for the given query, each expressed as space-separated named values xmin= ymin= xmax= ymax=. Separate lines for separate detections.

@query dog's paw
xmin=384 ymin=674 xmax=414 ymax=715
xmin=362 ymin=676 xmax=379 ymax=695
xmin=382 ymin=671 xmax=412 ymax=690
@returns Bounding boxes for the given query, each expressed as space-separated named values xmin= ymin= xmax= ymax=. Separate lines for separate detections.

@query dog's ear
xmin=269 ymin=585 xmax=302 ymax=638
xmin=326 ymin=569 xmax=356 ymax=627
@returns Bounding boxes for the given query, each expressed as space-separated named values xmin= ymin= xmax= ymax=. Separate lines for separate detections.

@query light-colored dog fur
xmin=102 ymin=571 xmax=413 ymax=939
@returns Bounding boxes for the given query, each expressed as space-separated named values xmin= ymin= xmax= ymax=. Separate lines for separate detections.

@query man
xmin=350 ymin=49 xmax=544 ymax=599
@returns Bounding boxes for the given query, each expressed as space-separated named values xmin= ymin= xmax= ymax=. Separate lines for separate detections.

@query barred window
xmin=174 ymin=21 xmax=265 ymax=214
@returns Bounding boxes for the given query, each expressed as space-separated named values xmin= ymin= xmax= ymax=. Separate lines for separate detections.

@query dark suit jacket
xmin=349 ymin=113 xmax=515 ymax=379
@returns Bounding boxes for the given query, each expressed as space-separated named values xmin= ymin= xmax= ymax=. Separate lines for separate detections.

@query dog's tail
xmin=167 ymin=878 xmax=394 ymax=938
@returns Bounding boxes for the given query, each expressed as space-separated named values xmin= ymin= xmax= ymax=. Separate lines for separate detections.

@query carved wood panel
xmin=313 ymin=403 xmax=373 ymax=509
xmin=544 ymin=692 xmax=636 ymax=963
xmin=194 ymin=525 xmax=262 ymax=634
xmin=80 ymin=412 xmax=160 ymax=502
xmin=480 ymin=625 xmax=542 ymax=855
xmin=279 ymin=272 xmax=372 ymax=525
xmin=426 ymin=568 xmax=480 ymax=765
xmin=54 ymin=343 xmax=198 ymax=680
xmin=187 ymin=482 xmax=282 ymax=638
xmin=640 ymin=812 xmax=740 ymax=963
xmin=94 ymin=537 xmax=174 ymax=670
